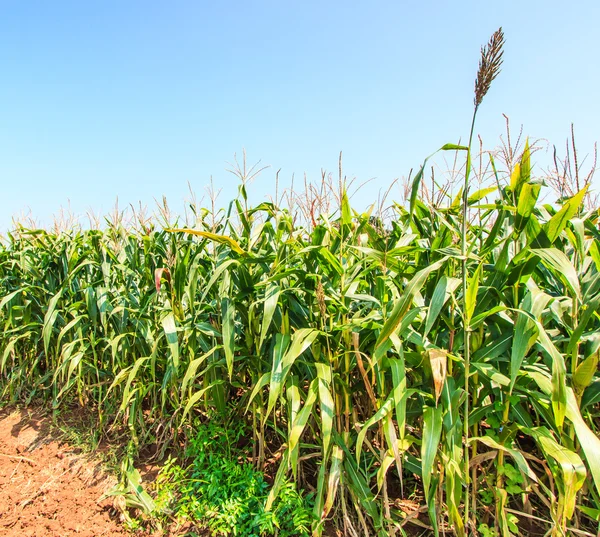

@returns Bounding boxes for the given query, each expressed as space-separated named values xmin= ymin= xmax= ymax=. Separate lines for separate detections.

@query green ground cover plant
xmin=1 ymin=28 xmax=600 ymax=536
xmin=153 ymin=419 xmax=313 ymax=536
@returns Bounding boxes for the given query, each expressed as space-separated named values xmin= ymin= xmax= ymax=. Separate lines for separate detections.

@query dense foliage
xmin=1 ymin=148 xmax=600 ymax=537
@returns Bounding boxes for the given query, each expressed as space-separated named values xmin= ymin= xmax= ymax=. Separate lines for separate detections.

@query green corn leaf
xmin=180 ymin=382 xmax=224 ymax=424
xmin=0 ymin=288 xmax=25 ymax=310
xmin=510 ymin=139 xmax=531 ymax=197
xmin=567 ymin=293 xmax=600 ymax=355
xmin=266 ymin=333 xmax=292 ymax=421
xmin=314 ymin=441 xmax=328 ymax=527
xmin=258 ymin=282 xmax=280 ymax=352
xmin=528 ymin=373 xmax=600 ymax=496
xmin=356 ymin=395 xmax=394 ymax=463
xmin=56 ymin=351 xmax=83 ymax=401
xmin=440 ymin=143 xmax=469 ymax=151
xmin=535 ymin=322 xmax=568 ymax=429
xmin=341 ymin=190 xmax=352 ymax=226
xmin=286 ymin=375 xmax=301 ymax=431
xmin=496 ymin=487 xmax=512 ymax=537
xmin=282 ymin=328 xmax=319 ymax=375
xmin=125 ymin=467 xmax=156 ymax=515
xmin=424 ymin=276 xmax=460 ymax=338
xmin=342 ymin=455 xmax=384 ymax=533
xmin=532 ymin=248 xmax=581 ymax=299
xmin=1 ymin=333 xmax=32 ymax=373
xmin=245 ymin=372 xmax=271 ymax=412
xmin=451 ymin=187 xmax=463 ymax=209
xmin=409 ymin=146 xmax=459 ymax=220
xmin=470 ymin=305 xmax=509 ymax=329
xmin=515 ymin=182 xmax=541 ymax=234
xmin=316 ymin=362 xmax=334 ymax=456
xmin=409 ymin=163 xmax=428 ymax=221
xmin=510 ymin=311 xmax=536 ymax=394
xmin=573 ymin=351 xmax=599 ymax=393
xmin=589 ymin=240 xmax=600 ymax=271
xmin=421 ymin=405 xmax=443 ymax=502
xmin=544 ymin=186 xmax=588 ymax=244
xmin=199 ymin=258 xmax=238 ymax=304
xmin=565 ymin=390 xmax=600 ymax=497
xmin=468 ymin=186 xmax=497 ymax=204
xmin=475 ymin=436 xmax=538 ymax=482
xmin=104 ymin=366 xmax=135 ymax=402
xmin=376 ymin=452 xmax=396 ymax=494
xmin=289 ymin=379 xmax=319 ymax=478
xmin=526 ymin=426 xmax=585 ymax=521
xmin=322 ymin=445 xmax=343 ymax=520
xmin=180 ymin=347 xmax=220 ymax=398
xmin=110 ymin=332 xmax=131 ymax=363
xmin=581 ymin=380 xmax=600 ymax=410
xmin=567 ymin=218 xmax=585 ymax=259
xmin=578 ymin=506 xmax=600 ymax=522
xmin=265 ymin=328 xmax=318 ymax=424
xmin=509 ymin=287 xmax=552 ymax=395
xmin=471 ymin=362 xmax=510 ymax=386
xmin=390 ymin=356 xmax=407 ymax=441
xmin=445 ymin=457 xmax=465 ymax=537
xmin=376 ymin=257 xmax=447 ymax=352
xmin=120 ymin=356 xmax=150 ymax=412
xmin=265 ymin=451 xmax=289 ymax=511
xmin=319 ymin=247 xmax=343 ymax=275
xmin=161 ymin=312 xmax=179 ymax=370
xmin=221 ymin=297 xmax=235 ymax=378
xmin=55 ymin=316 xmax=82 ymax=355
xmin=43 ymin=289 xmax=64 ymax=358
xmin=465 ymin=263 xmax=483 ymax=324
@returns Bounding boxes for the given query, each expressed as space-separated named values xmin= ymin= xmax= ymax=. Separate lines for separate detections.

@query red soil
xmin=0 ymin=407 xmax=130 ymax=537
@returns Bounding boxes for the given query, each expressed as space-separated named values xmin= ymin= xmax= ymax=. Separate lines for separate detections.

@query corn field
xmin=2 ymin=29 xmax=600 ymax=537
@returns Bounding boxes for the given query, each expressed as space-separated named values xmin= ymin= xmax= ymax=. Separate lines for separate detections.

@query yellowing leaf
xmin=428 ymin=349 xmax=447 ymax=404
xmin=168 ymin=228 xmax=245 ymax=255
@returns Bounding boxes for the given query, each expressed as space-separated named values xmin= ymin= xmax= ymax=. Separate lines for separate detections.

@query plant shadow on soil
xmin=0 ymin=405 xmax=199 ymax=536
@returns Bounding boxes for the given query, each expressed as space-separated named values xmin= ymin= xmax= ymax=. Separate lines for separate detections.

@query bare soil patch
xmin=0 ymin=406 xmax=130 ymax=537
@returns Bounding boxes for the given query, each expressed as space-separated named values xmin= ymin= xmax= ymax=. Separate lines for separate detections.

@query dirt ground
xmin=0 ymin=406 xmax=131 ymax=537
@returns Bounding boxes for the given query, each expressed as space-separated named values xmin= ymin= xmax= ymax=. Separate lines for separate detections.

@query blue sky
xmin=1 ymin=0 xmax=598 ymax=230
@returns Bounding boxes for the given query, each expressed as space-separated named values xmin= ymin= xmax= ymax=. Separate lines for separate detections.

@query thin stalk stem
xmin=462 ymin=105 xmax=479 ymax=531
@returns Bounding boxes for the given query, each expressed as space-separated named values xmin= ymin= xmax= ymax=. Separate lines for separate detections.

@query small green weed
xmin=154 ymin=420 xmax=314 ymax=536
xmin=497 ymin=464 xmax=524 ymax=496
xmin=479 ymin=462 xmax=525 ymax=506
xmin=478 ymin=523 xmax=496 ymax=537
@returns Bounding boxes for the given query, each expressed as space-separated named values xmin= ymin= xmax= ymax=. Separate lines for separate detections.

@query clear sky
xmin=1 ymin=0 xmax=598 ymax=231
